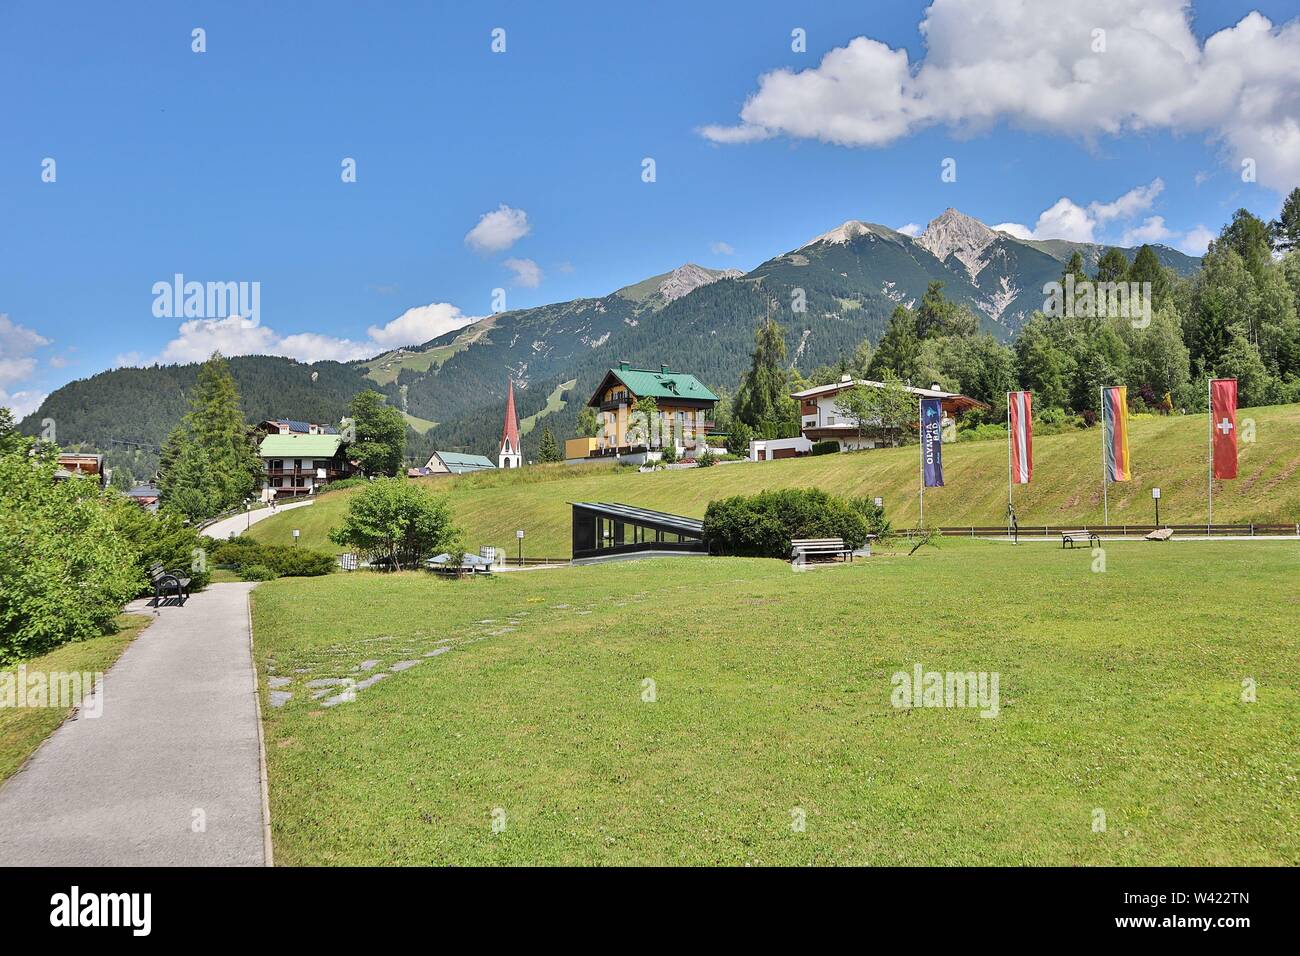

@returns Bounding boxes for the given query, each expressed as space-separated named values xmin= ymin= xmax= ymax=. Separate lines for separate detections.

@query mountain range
xmin=20 ymin=209 xmax=1200 ymax=475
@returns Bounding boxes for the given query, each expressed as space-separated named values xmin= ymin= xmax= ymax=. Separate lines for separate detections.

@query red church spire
xmin=499 ymin=379 xmax=521 ymax=467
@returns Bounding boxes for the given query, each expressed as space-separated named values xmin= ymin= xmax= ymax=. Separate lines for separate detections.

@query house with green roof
xmin=257 ymin=432 xmax=356 ymax=500
xmin=423 ymin=450 xmax=497 ymax=475
xmin=585 ymin=361 xmax=719 ymax=459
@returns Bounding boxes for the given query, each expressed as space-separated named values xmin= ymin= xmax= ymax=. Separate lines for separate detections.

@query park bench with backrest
xmin=1060 ymin=530 xmax=1100 ymax=549
xmin=148 ymin=562 xmax=191 ymax=606
xmin=790 ymin=538 xmax=854 ymax=563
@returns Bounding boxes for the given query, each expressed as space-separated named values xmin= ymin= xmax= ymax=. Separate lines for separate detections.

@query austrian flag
xmin=1211 ymin=378 xmax=1238 ymax=480
xmin=1008 ymin=390 xmax=1032 ymax=484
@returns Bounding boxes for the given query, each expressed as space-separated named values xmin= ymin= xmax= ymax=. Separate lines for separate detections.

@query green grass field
xmin=252 ymin=539 xmax=1300 ymax=865
xmin=249 ymin=404 xmax=1300 ymax=558
xmin=0 ymin=613 xmax=152 ymax=782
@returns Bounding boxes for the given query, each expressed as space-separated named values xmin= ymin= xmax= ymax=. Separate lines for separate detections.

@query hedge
xmin=702 ymin=488 xmax=873 ymax=558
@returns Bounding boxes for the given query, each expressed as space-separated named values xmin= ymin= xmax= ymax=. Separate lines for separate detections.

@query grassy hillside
xmin=253 ymin=542 xmax=1300 ymax=864
xmin=249 ymin=404 xmax=1300 ymax=557
xmin=519 ymin=379 xmax=576 ymax=437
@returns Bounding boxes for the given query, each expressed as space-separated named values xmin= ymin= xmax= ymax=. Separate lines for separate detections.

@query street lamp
xmin=292 ymin=529 xmax=300 ymax=547
xmin=516 ymin=528 xmax=525 ymax=566
xmin=1151 ymin=487 xmax=1161 ymax=528
xmin=245 ymin=499 xmax=252 ymax=531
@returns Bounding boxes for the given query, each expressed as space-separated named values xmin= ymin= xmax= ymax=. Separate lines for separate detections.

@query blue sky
xmin=2 ymin=0 xmax=1298 ymax=415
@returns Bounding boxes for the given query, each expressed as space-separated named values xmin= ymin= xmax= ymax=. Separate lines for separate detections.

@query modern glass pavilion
xmin=570 ymin=502 xmax=706 ymax=560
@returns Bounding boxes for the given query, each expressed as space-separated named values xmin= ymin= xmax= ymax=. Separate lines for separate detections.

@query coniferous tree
xmin=157 ymin=352 xmax=260 ymax=521
xmin=734 ymin=318 xmax=795 ymax=437
xmin=868 ymin=305 xmax=921 ymax=382
xmin=1127 ymin=245 xmax=1172 ymax=309
xmin=1094 ymin=247 xmax=1130 ymax=284
xmin=537 ymin=426 xmax=561 ymax=462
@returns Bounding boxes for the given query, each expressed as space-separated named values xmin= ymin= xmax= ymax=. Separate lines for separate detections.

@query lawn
xmin=249 ymin=403 xmax=1300 ymax=558
xmin=0 ymin=613 xmax=153 ymax=783
xmin=251 ymin=539 xmax=1300 ymax=865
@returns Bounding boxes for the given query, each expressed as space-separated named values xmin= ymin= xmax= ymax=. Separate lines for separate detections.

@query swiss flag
xmin=1210 ymin=378 xmax=1238 ymax=480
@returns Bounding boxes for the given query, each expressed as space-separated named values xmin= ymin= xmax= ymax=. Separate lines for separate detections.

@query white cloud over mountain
xmin=464 ymin=204 xmax=532 ymax=253
xmin=143 ymin=302 xmax=481 ymax=367
xmin=701 ymin=0 xmax=1300 ymax=192
xmin=0 ymin=314 xmax=52 ymax=417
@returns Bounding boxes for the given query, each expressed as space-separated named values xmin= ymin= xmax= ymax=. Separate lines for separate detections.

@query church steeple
xmin=498 ymin=379 xmax=522 ymax=469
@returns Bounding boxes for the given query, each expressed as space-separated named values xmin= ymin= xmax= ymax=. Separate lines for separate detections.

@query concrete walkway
xmin=202 ymin=497 xmax=314 ymax=540
xmin=0 ymin=584 xmax=269 ymax=866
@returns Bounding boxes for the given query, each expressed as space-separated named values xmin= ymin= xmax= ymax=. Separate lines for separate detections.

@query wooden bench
xmin=791 ymin=538 xmax=854 ymax=563
xmin=148 ymin=563 xmax=191 ymax=605
xmin=1060 ymin=530 xmax=1100 ymax=549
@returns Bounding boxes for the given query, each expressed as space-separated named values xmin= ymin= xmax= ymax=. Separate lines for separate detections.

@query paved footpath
xmin=0 ymin=584 xmax=270 ymax=866
xmin=202 ymin=497 xmax=314 ymax=541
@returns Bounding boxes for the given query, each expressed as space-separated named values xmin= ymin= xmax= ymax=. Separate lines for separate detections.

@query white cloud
xmin=1178 ymin=225 xmax=1216 ymax=255
xmin=464 ymin=204 xmax=531 ymax=253
xmin=1121 ymin=215 xmax=1175 ymax=245
xmin=0 ymin=314 xmax=52 ymax=417
xmin=140 ymin=303 xmax=482 ymax=367
xmin=896 ymin=223 xmax=922 ymax=237
xmin=991 ymin=221 xmax=1034 ymax=240
xmin=711 ymin=241 xmax=736 ymax=255
xmin=994 ymin=179 xmax=1184 ymax=245
xmin=701 ymin=1 xmax=1300 ymax=191
xmin=504 ymin=257 xmax=543 ymax=288
xmin=366 ymin=302 xmax=478 ymax=349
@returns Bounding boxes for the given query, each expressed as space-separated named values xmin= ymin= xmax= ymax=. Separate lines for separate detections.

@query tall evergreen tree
xmin=1094 ymin=247 xmax=1130 ymax=283
xmin=1219 ymin=208 xmax=1273 ymax=281
xmin=1127 ymin=244 xmax=1172 ymax=309
xmin=868 ymin=305 xmax=921 ymax=382
xmin=157 ymin=352 xmax=260 ymax=521
xmin=734 ymin=318 xmax=793 ymax=436
xmin=537 ymin=426 xmax=561 ymax=462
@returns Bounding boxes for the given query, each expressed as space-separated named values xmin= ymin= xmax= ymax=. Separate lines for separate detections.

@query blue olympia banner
xmin=920 ymin=397 xmax=944 ymax=487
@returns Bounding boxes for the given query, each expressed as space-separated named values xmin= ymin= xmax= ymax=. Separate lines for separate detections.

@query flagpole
xmin=1006 ymin=391 xmax=1013 ymax=540
xmin=1100 ymin=386 xmax=1108 ymax=526
xmin=1207 ymin=377 xmax=1213 ymax=532
xmin=918 ymin=397 xmax=924 ymax=528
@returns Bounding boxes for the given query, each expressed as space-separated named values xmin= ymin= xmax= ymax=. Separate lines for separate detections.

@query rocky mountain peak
xmin=657 ymin=263 xmax=742 ymax=303
xmin=915 ymin=208 xmax=998 ymax=279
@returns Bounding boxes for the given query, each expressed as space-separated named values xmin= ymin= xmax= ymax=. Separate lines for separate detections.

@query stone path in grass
xmin=0 ymin=583 xmax=268 ymax=866
xmin=262 ymin=590 xmax=657 ymax=712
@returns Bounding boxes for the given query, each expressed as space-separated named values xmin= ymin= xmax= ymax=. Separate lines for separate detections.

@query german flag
xmin=1101 ymin=386 xmax=1131 ymax=482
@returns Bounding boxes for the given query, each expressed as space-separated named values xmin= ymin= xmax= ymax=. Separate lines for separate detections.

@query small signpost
xmin=292 ymin=529 xmax=300 ymax=547
xmin=516 ymin=528 xmax=524 ymax=566
xmin=1151 ymin=487 xmax=1161 ymax=528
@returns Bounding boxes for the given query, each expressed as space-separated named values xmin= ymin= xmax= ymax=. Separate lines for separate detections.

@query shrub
xmin=848 ymin=496 xmax=892 ymax=540
xmin=703 ymin=488 xmax=871 ymax=558
xmin=810 ymin=440 xmax=840 ymax=456
xmin=209 ymin=539 xmax=334 ymax=577
xmin=696 ymin=448 xmax=718 ymax=468
xmin=107 ymin=496 xmax=212 ymax=593
xmin=239 ymin=564 xmax=279 ymax=582
xmin=725 ymin=422 xmax=754 ymax=456
xmin=328 ymin=477 xmax=461 ymax=570
xmin=1 ymin=444 xmax=141 ymax=663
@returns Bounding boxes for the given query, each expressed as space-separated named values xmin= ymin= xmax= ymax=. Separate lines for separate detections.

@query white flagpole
xmin=1207 ymin=378 xmax=1213 ymax=532
xmin=1101 ymin=386 xmax=1109 ymax=526
xmin=918 ymin=397 xmax=924 ymax=528
xmin=1006 ymin=391 xmax=1013 ymax=540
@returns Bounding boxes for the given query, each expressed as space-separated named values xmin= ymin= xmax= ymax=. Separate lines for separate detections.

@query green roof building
xmin=585 ymin=362 xmax=719 ymax=457
xmin=257 ymin=433 xmax=355 ymax=500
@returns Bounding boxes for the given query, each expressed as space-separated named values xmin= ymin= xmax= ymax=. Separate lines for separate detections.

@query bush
xmin=810 ymin=440 xmax=840 ymax=456
xmin=1 ymin=444 xmax=141 ymax=663
xmin=210 ymin=539 xmax=334 ymax=577
xmin=957 ymin=423 xmax=1008 ymax=443
xmin=703 ymin=488 xmax=871 ymax=558
xmin=107 ymin=495 xmax=212 ymax=593
xmin=239 ymin=564 xmax=279 ymax=582
xmin=725 ymin=422 xmax=754 ymax=456
xmin=328 ymin=477 xmax=461 ymax=570
xmin=696 ymin=448 xmax=718 ymax=468
xmin=848 ymin=496 xmax=892 ymax=540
